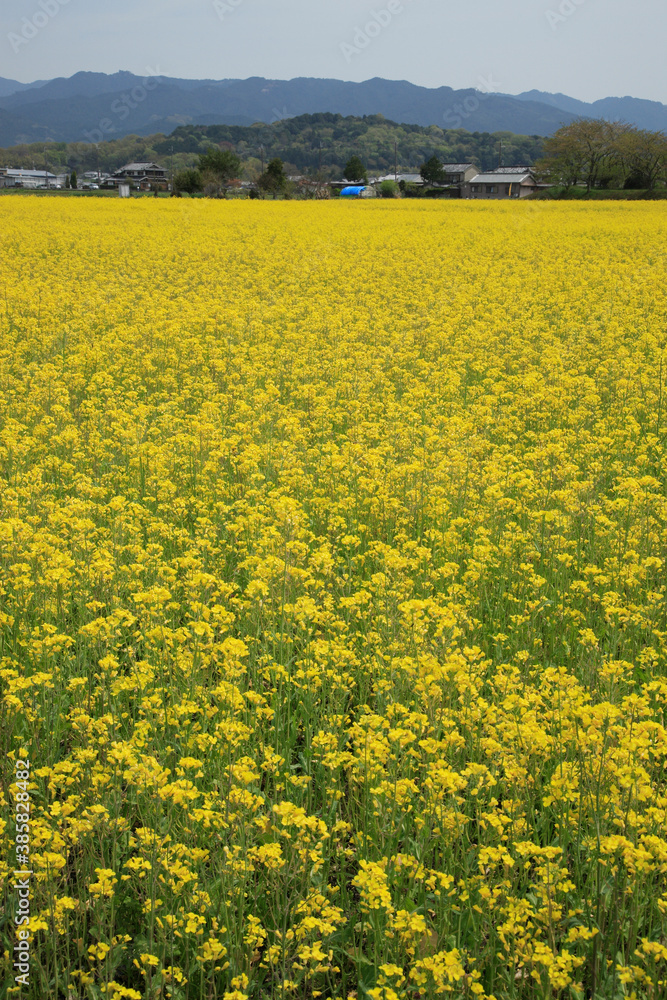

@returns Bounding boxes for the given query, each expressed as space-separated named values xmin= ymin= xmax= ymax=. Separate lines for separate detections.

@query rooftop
xmin=375 ymin=173 xmax=423 ymax=184
xmin=116 ymin=162 xmax=166 ymax=172
xmin=489 ymin=165 xmax=535 ymax=174
xmin=471 ymin=172 xmax=534 ymax=183
xmin=2 ymin=167 xmax=58 ymax=178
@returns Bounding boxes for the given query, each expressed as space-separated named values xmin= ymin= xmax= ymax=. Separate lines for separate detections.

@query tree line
xmin=174 ymin=151 xmax=457 ymax=198
xmin=174 ymin=149 xmax=288 ymax=197
xmin=7 ymin=113 xmax=663 ymax=196
xmin=536 ymin=119 xmax=667 ymax=191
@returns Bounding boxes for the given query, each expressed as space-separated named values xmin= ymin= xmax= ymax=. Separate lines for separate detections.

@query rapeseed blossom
xmin=1 ymin=198 xmax=666 ymax=997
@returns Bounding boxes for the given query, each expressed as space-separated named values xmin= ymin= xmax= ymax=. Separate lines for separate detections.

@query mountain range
xmin=1 ymin=72 xmax=666 ymax=147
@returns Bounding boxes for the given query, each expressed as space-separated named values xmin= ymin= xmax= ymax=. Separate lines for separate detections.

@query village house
xmin=375 ymin=173 xmax=423 ymax=186
xmin=468 ymin=166 xmax=539 ymax=199
xmin=112 ymin=162 xmax=169 ymax=190
xmin=0 ymin=167 xmax=69 ymax=189
xmin=375 ymin=164 xmax=479 ymax=197
xmin=440 ymin=163 xmax=479 ymax=196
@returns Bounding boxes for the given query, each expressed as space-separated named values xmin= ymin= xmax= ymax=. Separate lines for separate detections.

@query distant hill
xmin=0 ymin=73 xmax=665 ymax=147
xmin=0 ymin=113 xmax=546 ymax=178
xmin=513 ymin=90 xmax=667 ymax=132
xmin=0 ymin=76 xmax=47 ymax=98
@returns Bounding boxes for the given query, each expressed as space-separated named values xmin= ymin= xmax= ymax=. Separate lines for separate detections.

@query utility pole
xmin=498 ymin=139 xmax=502 ymax=168
xmin=318 ymin=140 xmax=323 ymax=182
xmin=394 ymin=139 xmax=398 ymax=182
xmin=44 ymin=147 xmax=48 ymax=189
xmin=259 ymin=144 xmax=265 ymax=175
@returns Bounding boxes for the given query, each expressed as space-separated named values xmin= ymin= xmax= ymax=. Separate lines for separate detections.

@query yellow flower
xmin=88 ymin=941 xmax=111 ymax=962
xmin=4 ymin=198 xmax=667 ymax=997
xmin=88 ymin=868 xmax=118 ymax=898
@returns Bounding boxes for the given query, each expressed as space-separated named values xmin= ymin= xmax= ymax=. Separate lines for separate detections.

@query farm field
xmin=1 ymin=199 xmax=667 ymax=1000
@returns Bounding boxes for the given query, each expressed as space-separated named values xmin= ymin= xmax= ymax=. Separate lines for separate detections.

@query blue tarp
xmin=340 ymin=186 xmax=367 ymax=197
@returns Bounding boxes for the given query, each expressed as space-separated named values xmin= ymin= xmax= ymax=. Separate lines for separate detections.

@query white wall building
xmin=0 ymin=168 xmax=68 ymax=189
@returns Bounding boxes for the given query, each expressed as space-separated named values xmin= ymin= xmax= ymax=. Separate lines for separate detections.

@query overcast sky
xmin=3 ymin=0 xmax=666 ymax=104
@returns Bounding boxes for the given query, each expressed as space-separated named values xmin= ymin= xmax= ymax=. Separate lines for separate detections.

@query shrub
xmin=378 ymin=180 xmax=400 ymax=199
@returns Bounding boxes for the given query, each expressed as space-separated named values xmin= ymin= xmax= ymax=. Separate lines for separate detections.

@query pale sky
xmin=2 ymin=0 xmax=666 ymax=104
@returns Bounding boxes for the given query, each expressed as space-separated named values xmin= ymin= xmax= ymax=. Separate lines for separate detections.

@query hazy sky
xmin=3 ymin=0 xmax=666 ymax=103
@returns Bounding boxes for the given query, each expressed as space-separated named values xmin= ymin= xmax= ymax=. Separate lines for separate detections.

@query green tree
xmin=344 ymin=155 xmax=368 ymax=183
xmin=420 ymin=155 xmax=446 ymax=186
xmin=198 ymin=147 xmax=242 ymax=184
xmin=70 ymin=171 xmax=77 ymax=190
xmin=258 ymin=158 xmax=287 ymax=198
xmin=173 ymin=169 xmax=203 ymax=195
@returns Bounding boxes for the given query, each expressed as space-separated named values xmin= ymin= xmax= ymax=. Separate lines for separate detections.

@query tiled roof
xmin=489 ymin=165 xmax=534 ymax=174
xmin=119 ymin=162 xmax=165 ymax=171
xmin=471 ymin=172 xmax=534 ymax=183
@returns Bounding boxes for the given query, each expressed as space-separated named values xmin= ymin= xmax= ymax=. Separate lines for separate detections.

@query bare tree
xmin=615 ymin=127 xmax=667 ymax=191
xmin=537 ymin=118 xmax=632 ymax=192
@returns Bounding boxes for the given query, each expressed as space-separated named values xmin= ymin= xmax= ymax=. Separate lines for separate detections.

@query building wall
xmin=6 ymin=172 xmax=60 ymax=189
xmin=468 ymin=181 xmax=536 ymax=199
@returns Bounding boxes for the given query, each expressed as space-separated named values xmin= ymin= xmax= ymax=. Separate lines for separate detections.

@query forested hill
xmin=1 ymin=113 xmax=545 ymax=177
xmin=153 ymin=114 xmax=544 ymax=174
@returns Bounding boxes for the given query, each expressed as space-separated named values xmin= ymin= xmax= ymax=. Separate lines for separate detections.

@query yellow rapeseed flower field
xmin=1 ymin=198 xmax=667 ymax=1000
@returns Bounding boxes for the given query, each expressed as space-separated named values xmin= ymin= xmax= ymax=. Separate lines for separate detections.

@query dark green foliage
xmin=197 ymin=147 xmax=241 ymax=182
xmin=173 ymin=168 xmax=203 ymax=195
xmin=258 ymin=157 xmax=287 ymax=197
xmin=344 ymin=155 xmax=368 ymax=182
xmin=420 ymin=155 xmax=446 ymax=185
